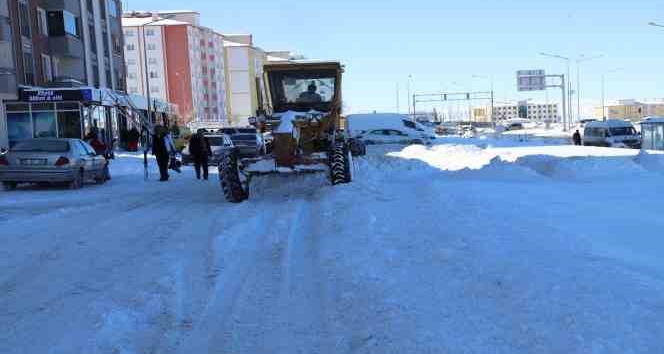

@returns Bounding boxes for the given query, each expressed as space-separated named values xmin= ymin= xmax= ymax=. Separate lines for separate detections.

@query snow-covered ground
xmin=2 ymin=140 xmax=664 ymax=353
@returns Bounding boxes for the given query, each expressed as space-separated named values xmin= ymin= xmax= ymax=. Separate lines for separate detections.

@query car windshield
xmin=12 ymin=140 xmax=70 ymax=152
xmin=609 ymin=127 xmax=636 ymax=136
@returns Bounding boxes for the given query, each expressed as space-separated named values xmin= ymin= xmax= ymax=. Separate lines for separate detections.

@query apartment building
xmin=223 ymin=35 xmax=268 ymax=125
xmin=0 ymin=0 xmax=16 ymax=147
xmin=594 ymin=99 xmax=664 ymax=122
xmin=123 ymin=11 xmax=228 ymax=125
xmin=493 ymin=102 xmax=559 ymax=121
xmin=1 ymin=0 xmax=134 ymax=147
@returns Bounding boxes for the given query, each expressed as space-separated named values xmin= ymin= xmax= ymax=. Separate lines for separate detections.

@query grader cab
xmin=218 ymin=60 xmax=353 ymax=202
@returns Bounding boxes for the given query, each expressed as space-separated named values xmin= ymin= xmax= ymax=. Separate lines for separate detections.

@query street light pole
xmin=540 ymin=52 xmax=572 ymax=130
xmin=407 ymin=75 xmax=412 ymax=116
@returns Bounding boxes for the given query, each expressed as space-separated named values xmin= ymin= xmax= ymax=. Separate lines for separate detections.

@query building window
xmin=52 ymin=57 xmax=60 ymax=79
xmin=88 ymin=25 xmax=96 ymax=53
xmin=112 ymin=33 xmax=122 ymax=53
xmin=150 ymin=86 xmax=159 ymax=93
xmin=148 ymin=58 xmax=158 ymax=65
xmin=19 ymin=0 xmax=31 ymax=38
xmin=126 ymin=44 xmax=135 ymax=51
xmin=127 ymin=72 xmax=136 ymax=79
xmin=36 ymin=8 xmax=48 ymax=35
xmin=149 ymin=71 xmax=158 ymax=78
xmin=105 ymin=68 xmax=111 ymax=85
xmin=99 ymin=0 xmax=107 ymax=19
xmin=147 ymin=43 xmax=156 ymax=50
xmin=0 ymin=16 xmax=11 ymax=41
xmin=63 ymin=11 xmax=78 ymax=36
xmin=92 ymin=64 xmax=99 ymax=87
xmin=124 ymin=30 xmax=134 ymax=37
xmin=23 ymin=52 xmax=35 ymax=85
xmin=146 ymin=29 xmax=155 ymax=36
xmin=107 ymin=0 xmax=118 ymax=18
xmin=47 ymin=10 xmax=80 ymax=37
xmin=41 ymin=54 xmax=52 ymax=82
xmin=101 ymin=30 xmax=109 ymax=56
xmin=127 ymin=58 xmax=136 ymax=65
xmin=129 ymin=87 xmax=138 ymax=93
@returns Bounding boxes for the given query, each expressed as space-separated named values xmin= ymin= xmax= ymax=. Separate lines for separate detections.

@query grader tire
xmin=219 ymin=152 xmax=249 ymax=203
xmin=330 ymin=142 xmax=352 ymax=185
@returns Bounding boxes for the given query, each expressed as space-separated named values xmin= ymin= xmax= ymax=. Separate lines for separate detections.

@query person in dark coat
xmin=572 ymin=130 xmax=582 ymax=146
xmin=188 ymin=129 xmax=212 ymax=180
xmin=152 ymin=125 xmax=175 ymax=181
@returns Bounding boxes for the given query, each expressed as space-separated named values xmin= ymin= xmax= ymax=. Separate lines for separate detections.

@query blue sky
xmin=124 ymin=0 xmax=664 ymax=114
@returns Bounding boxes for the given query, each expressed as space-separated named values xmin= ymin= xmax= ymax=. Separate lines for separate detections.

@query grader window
xmin=268 ymin=69 xmax=338 ymax=112
xmin=282 ymin=77 xmax=335 ymax=104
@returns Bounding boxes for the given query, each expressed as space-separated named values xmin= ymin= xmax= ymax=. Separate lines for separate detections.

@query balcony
xmin=43 ymin=35 xmax=84 ymax=59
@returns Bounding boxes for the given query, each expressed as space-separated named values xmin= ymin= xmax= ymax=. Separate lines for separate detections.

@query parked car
xmin=181 ymin=134 xmax=234 ymax=165
xmin=505 ymin=122 xmax=525 ymax=131
xmin=346 ymin=113 xmax=436 ymax=143
xmin=356 ymin=129 xmax=427 ymax=145
xmin=583 ymin=119 xmax=641 ymax=148
xmin=0 ymin=138 xmax=108 ymax=190
xmin=215 ymin=128 xmax=265 ymax=157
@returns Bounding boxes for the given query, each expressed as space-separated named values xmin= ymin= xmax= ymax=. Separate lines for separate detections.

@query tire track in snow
xmin=177 ymin=203 xmax=272 ymax=353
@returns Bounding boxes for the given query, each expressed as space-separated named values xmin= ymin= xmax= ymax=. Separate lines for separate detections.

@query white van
xmin=582 ymin=120 xmax=641 ymax=148
xmin=346 ymin=113 xmax=436 ymax=145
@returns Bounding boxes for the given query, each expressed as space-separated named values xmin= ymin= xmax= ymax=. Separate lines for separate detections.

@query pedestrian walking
xmin=573 ymin=130 xmax=582 ymax=146
xmin=152 ymin=125 xmax=175 ymax=181
xmin=188 ymin=129 xmax=212 ymax=180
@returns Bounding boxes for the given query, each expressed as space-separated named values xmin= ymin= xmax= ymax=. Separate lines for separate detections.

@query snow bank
xmin=633 ymin=150 xmax=664 ymax=172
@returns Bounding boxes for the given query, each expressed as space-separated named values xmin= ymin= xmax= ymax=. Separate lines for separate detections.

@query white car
xmin=357 ymin=129 xmax=427 ymax=145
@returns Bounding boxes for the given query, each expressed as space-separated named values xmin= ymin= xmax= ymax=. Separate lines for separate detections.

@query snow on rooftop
xmin=121 ymin=17 xmax=188 ymax=26
xmin=223 ymin=40 xmax=249 ymax=47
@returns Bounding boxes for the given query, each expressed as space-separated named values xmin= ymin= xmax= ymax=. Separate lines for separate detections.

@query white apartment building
xmin=493 ymin=102 xmax=560 ymax=121
xmin=122 ymin=11 xmax=228 ymax=124
xmin=223 ymin=35 xmax=267 ymax=126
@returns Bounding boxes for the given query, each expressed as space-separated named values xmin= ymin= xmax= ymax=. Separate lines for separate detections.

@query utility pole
xmin=396 ymin=82 xmax=400 ymax=113
xmin=407 ymin=75 xmax=412 ymax=116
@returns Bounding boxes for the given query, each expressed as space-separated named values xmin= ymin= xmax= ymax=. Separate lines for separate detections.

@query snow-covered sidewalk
xmin=2 ymin=141 xmax=664 ymax=353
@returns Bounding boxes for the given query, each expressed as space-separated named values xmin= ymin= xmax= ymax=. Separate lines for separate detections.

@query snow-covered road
xmin=2 ymin=141 xmax=664 ymax=353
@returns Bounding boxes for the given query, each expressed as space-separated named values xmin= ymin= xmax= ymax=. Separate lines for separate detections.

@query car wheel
xmin=70 ymin=169 xmax=84 ymax=190
xmin=2 ymin=181 xmax=17 ymax=191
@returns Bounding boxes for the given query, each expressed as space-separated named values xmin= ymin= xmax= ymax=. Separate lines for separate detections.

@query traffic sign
xmin=517 ymin=70 xmax=546 ymax=91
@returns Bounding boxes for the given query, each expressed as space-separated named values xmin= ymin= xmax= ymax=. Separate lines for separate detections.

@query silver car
xmin=0 ymin=138 xmax=108 ymax=190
